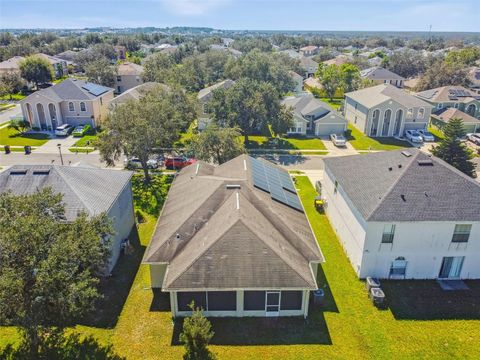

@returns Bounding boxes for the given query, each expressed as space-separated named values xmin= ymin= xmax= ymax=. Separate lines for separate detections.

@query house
xmin=109 ymin=82 xmax=168 ymax=108
xmin=323 ymin=149 xmax=480 ymax=280
xmin=299 ymin=56 xmax=319 ymax=78
xmin=467 ymin=67 xmax=480 ymax=89
xmin=0 ymin=164 xmax=135 ymax=273
xmin=344 ymin=84 xmax=433 ymax=137
xmin=299 ymin=45 xmax=319 ymax=57
xmin=288 ymin=71 xmax=303 ymax=93
xmin=431 ymin=108 xmax=480 ymax=133
xmin=20 ymin=78 xmax=114 ymax=130
xmin=323 ymin=54 xmax=350 ymax=67
xmin=0 ymin=56 xmax=24 ymax=75
xmin=415 ymin=86 xmax=480 ymax=120
xmin=197 ymin=79 xmax=235 ymax=130
xmin=279 ymin=49 xmax=302 ymax=59
xmin=282 ymin=94 xmax=347 ymax=136
xmin=114 ymin=62 xmax=144 ymax=94
xmin=360 ymin=67 xmax=405 ymax=88
xmin=143 ymin=155 xmax=324 ymax=317
xmin=114 ymin=45 xmax=127 ymax=60
xmin=367 ymin=56 xmax=383 ymax=67
xmin=209 ymin=44 xmax=242 ymax=57
xmin=0 ymin=54 xmax=67 ymax=78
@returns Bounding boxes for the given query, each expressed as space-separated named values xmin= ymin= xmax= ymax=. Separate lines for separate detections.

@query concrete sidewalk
xmin=0 ymin=104 xmax=21 ymax=126
xmin=33 ymin=135 xmax=78 ymax=154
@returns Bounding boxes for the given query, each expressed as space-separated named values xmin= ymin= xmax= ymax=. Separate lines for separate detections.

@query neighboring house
xmin=431 ymin=108 xmax=480 ymax=133
xmin=143 ymin=155 xmax=324 ymax=318
xmin=209 ymin=44 xmax=242 ymax=57
xmin=467 ymin=67 xmax=480 ymax=89
xmin=323 ymin=54 xmax=350 ymax=67
xmin=344 ymin=84 xmax=433 ymax=137
xmin=367 ymin=56 xmax=383 ymax=67
xmin=282 ymin=93 xmax=347 ymax=136
xmin=288 ymin=71 xmax=303 ymax=93
xmin=20 ymin=78 xmax=114 ymax=130
xmin=0 ymin=56 xmax=24 ymax=75
xmin=360 ymin=67 xmax=405 ymax=88
xmin=403 ymin=78 xmax=420 ymax=92
xmin=279 ymin=49 xmax=302 ymax=59
xmin=0 ymin=164 xmax=135 ymax=273
xmin=299 ymin=56 xmax=319 ymax=78
xmin=114 ymin=45 xmax=127 ymax=60
xmin=323 ymin=149 xmax=480 ymax=280
xmin=115 ymin=62 xmax=144 ymax=94
xmin=109 ymin=82 xmax=168 ymax=108
xmin=299 ymin=45 xmax=319 ymax=57
xmin=0 ymin=54 xmax=67 ymax=78
xmin=415 ymin=86 xmax=480 ymax=120
xmin=197 ymin=79 xmax=235 ymax=130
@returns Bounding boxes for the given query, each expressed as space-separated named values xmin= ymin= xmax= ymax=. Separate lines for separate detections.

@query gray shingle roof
xmin=143 ymin=155 xmax=323 ymax=291
xmin=360 ymin=67 xmax=404 ymax=81
xmin=324 ymin=149 xmax=480 ymax=222
xmin=0 ymin=165 xmax=132 ymax=221
xmin=197 ymin=79 xmax=235 ymax=102
xmin=109 ymin=82 xmax=169 ymax=106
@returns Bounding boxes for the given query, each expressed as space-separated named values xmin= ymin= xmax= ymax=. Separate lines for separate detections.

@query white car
xmin=405 ymin=130 xmax=423 ymax=143
xmin=418 ymin=129 xmax=435 ymax=142
xmin=55 ymin=124 xmax=74 ymax=137
xmin=124 ymin=157 xmax=159 ymax=169
xmin=467 ymin=133 xmax=480 ymax=145
xmin=330 ymin=133 xmax=347 ymax=147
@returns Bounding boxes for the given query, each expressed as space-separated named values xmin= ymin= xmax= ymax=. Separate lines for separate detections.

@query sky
xmin=0 ymin=0 xmax=479 ymax=32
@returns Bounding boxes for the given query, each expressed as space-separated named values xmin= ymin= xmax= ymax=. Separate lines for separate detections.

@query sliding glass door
xmin=439 ymin=256 xmax=464 ymax=279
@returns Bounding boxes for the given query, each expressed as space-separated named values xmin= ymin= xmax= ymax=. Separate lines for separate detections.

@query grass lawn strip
xmin=73 ymin=135 xmax=98 ymax=147
xmin=347 ymin=124 xmax=412 ymax=151
xmin=0 ymin=127 xmax=50 ymax=147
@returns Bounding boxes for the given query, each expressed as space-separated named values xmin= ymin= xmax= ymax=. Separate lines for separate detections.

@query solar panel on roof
xmin=81 ymin=83 xmax=109 ymax=96
xmin=284 ymin=191 xmax=304 ymax=211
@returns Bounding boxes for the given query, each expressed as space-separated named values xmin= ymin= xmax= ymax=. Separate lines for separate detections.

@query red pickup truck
xmin=164 ymin=156 xmax=196 ymax=170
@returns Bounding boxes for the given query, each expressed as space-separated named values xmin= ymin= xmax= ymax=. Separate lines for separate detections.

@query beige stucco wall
xmin=115 ymin=74 xmax=143 ymax=94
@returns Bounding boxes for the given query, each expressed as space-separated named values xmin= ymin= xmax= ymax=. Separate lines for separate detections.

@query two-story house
xmin=0 ymin=54 xmax=68 ymax=78
xmin=282 ymin=93 xmax=347 ymax=136
xmin=299 ymin=45 xmax=319 ymax=57
xmin=360 ymin=67 xmax=405 ymax=88
xmin=20 ymin=78 xmax=114 ymax=130
xmin=344 ymin=84 xmax=433 ymax=137
xmin=323 ymin=149 xmax=480 ymax=280
xmin=115 ymin=62 xmax=144 ymax=94
xmin=299 ymin=56 xmax=319 ymax=78
xmin=197 ymin=79 xmax=235 ymax=130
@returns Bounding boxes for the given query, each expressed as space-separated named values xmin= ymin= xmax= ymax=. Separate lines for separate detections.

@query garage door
xmin=315 ymin=123 xmax=346 ymax=136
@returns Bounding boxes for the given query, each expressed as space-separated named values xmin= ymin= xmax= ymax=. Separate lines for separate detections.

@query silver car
xmin=124 ymin=157 xmax=159 ymax=169
xmin=405 ymin=130 xmax=423 ymax=143
xmin=330 ymin=133 xmax=347 ymax=147
xmin=418 ymin=129 xmax=435 ymax=142
xmin=467 ymin=133 xmax=480 ymax=145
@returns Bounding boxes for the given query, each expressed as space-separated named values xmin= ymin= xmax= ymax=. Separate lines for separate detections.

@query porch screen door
xmin=439 ymin=257 xmax=464 ymax=278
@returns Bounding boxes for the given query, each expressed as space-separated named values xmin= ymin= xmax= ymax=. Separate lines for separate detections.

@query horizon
xmin=1 ymin=0 xmax=479 ymax=32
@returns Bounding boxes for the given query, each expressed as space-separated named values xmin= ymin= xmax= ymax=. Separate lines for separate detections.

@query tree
xmin=387 ymin=49 xmax=427 ymax=78
xmin=318 ymin=64 xmax=342 ymax=100
xmin=0 ymin=188 xmax=113 ymax=358
xmin=339 ymin=63 xmax=361 ymax=93
xmin=85 ymin=58 xmax=117 ymax=87
xmin=8 ymin=119 xmax=30 ymax=133
xmin=187 ymin=124 xmax=245 ymax=164
xmin=179 ymin=303 xmax=216 ymax=360
xmin=445 ymin=47 xmax=480 ymax=67
xmin=208 ymin=78 xmax=292 ymax=143
xmin=19 ymin=55 xmax=53 ymax=88
xmin=431 ymin=118 xmax=476 ymax=177
xmin=0 ymin=71 xmax=24 ymax=98
xmin=97 ymin=85 xmax=196 ymax=182
xmin=416 ymin=60 xmax=469 ymax=91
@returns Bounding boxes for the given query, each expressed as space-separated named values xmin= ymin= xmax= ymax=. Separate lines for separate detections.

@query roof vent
xmin=401 ymin=151 xmax=412 ymax=157
xmin=400 ymin=194 xmax=406 ymax=202
xmin=32 ymin=170 xmax=50 ymax=175
xmin=226 ymin=184 xmax=241 ymax=189
xmin=388 ymin=167 xmax=393 ymax=171
xmin=417 ymin=159 xmax=433 ymax=166
xmin=9 ymin=170 xmax=27 ymax=175
xmin=398 ymin=164 xmax=402 ymax=168
xmin=175 ymin=233 xmax=181 ymax=240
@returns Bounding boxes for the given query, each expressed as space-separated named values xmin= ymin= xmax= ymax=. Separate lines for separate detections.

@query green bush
xmin=131 ymin=173 xmax=173 ymax=215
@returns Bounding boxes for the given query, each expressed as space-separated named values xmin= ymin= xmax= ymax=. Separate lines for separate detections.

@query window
xmin=407 ymin=108 xmax=413 ymax=117
xmin=382 ymin=224 xmax=395 ymax=244
xmin=355 ymin=103 xmax=358 ymax=110
xmin=117 ymin=86 xmax=121 ymax=93
xmin=177 ymin=292 xmax=207 ymax=311
xmin=354 ymin=116 xmax=357 ymax=124
xmin=207 ymin=291 xmax=236 ymax=311
xmin=334 ymin=180 xmax=338 ymax=194
xmin=418 ymin=108 xmax=425 ymax=118
xmin=244 ymin=291 xmax=265 ymax=311
xmin=452 ymin=224 xmax=472 ymax=243
xmin=100 ymin=97 xmax=103 ymax=105
xmin=80 ymin=102 xmax=86 ymax=112
xmin=116 ymin=76 xmax=121 ymax=82
xmin=297 ymin=127 xmax=301 ymax=132
xmin=68 ymin=102 xmax=74 ymax=112
xmin=437 ymin=103 xmax=443 ymax=109
xmin=280 ymin=291 xmax=303 ymax=310
xmin=454 ymin=103 xmax=459 ymax=109
xmin=136 ymin=76 xmax=140 ymax=82
xmin=203 ymin=103 xmax=208 ymax=114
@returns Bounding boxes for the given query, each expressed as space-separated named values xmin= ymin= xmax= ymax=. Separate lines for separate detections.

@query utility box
xmin=365 ymin=277 xmax=381 ymax=292
xmin=369 ymin=287 xmax=385 ymax=307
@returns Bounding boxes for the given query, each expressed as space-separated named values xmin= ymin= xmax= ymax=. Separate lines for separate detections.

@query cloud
xmin=160 ymin=0 xmax=230 ymax=16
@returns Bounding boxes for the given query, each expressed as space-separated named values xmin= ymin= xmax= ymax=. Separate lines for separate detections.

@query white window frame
xmin=381 ymin=224 xmax=395 ymax=244
xmin=418 ymin=107 xmax=425 ymax=119
xmin=80 ymin=102 xmax=86 ymax=112
xmin=452 ymin=224 xmax=472 ymax=243
xmin=407 ymin=108 xmax=413 ymax=118
xmin=68 ymin=102 xmax=75 ymax=112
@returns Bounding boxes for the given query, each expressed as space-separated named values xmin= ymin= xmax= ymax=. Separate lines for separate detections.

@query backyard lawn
xmin=320 ymin=97 xmax=343 ymax=111
xmin=0 ymin=127 xmax=50 ymax=146
xmin=347 ymin=124 xmax=412 ymax=151
xmin=2 ymin=176 xmax=480 ymax=359
xmin=246 ymin=135 xmax=327 ymax=151
xmin=428 ymin=125 xmax=445 ymax=141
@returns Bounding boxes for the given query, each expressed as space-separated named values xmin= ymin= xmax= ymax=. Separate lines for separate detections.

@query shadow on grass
xmin=150 ymin=289 xmax=171 ymax=312
xmin=252 ymin=153 xmax=308 ymax=166
xmin=382 ymin=280 xmax=480 ymax=320
xmin=9 ymin=131 xmax=50 ymax=140
xmin=169 ymin=265 xmax=336 ymax=346
xmin=79 ymin=225 xmax=145 ymax=328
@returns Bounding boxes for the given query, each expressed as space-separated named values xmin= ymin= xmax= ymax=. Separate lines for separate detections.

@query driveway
xmin=322 ymin=139 xmax=359 ymax=156
xmin=34 ymin=135 xmax=78 ymax=154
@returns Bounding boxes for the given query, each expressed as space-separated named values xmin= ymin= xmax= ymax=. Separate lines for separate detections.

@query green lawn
xmin=320 ymin=98 xmax=343 ymax=111
xmin=0 ymin=104 xmax=16 ymax=112
xmin=428 ymin=125 xmax=445 ymax=141
xmin=73 ymin=135 xmax=98 ymax=147
xmin=3 ymin=176 xmax=480 ymax=359
xmin=0 ymin=127 xmax=50 ymax=146
xmin=246 ymin=135 xmax=327 ymax=150
xmin=347 ymin=124 xmax=412 ymax=150
xmin=0 ymin=93 xmax=26 ymax=101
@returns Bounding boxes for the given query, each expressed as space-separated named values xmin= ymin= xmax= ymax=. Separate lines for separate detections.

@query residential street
xmin=0 ymin=104 xmax=21 ymax=125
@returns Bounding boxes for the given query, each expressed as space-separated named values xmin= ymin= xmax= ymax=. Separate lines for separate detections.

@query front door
xmin=439 ymin=256 xmax=465 ymax=279
xmin=266 ymin=291 xmax=280 ymax=317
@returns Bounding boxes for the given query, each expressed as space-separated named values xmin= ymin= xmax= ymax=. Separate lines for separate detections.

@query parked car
xmin=55 ymin=124 xmax=74 ymax=137
xmin=164 ymin=156 xmax=196 ymax=170
xmin=417 ymin=129 xmax=435 ymax=142
xmin=72 ymin=124 xmax=91 ymax=137
xmin=330 ymin=133 xmax=347 ymax=147
xmin=124 ymin=157 xmax=159 ymax=169
xmin=467 ymin=133 xmax=480 ymax=145
xmin=405 ymin=130 xmax=423 ymax=143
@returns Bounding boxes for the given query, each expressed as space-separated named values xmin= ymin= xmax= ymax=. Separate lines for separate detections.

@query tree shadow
xmin=150 ymin=289 xmax=171 ymax=312
xmin=169 ymin=265 xmax=336 ymax=346
xmin=79 ymin=225 xmax=145 ymax=328
xmin=382 ymin=280 xmax=480 ymax=320
xmin=253 ymin=153 xmax=307 ymax=166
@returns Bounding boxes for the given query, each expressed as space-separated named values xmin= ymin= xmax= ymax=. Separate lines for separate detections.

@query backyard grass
xmin=0 ymin=127 xmax=50 ymax=146
xmin=346 ymin=124 xmax=412 ymax=150
xmin=320 ymin=97 xmax=343 ymax=111
xmin=428 ymin=125 xmax=445 ymax=141
xmin=2 ymin=176 xmax=480 ymax=359
xmin=246 ymin=135 xmax=327 ymax=150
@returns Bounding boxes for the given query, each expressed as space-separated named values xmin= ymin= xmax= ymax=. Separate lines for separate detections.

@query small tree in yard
xmin=19 ymin=55 xmax=54 ymax=88
xmin=0 ymin=71 xmax=25 ymax=98
xmin=8 ymin=118 xmax=30 ymax=133
xmin=187 ymin=124 xmax=245 ymax=164
xmin=0 ymin=188 xmax=113 ymax=358
xmin=179 ymin=303 xmax=216 ymax=360
xmin=431 ymin=117 xmax=476 ymax=177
